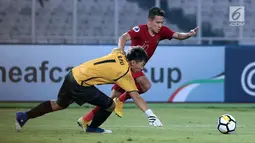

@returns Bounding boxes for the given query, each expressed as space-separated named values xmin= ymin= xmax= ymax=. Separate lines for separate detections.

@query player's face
xmin=130 ymin=60 xmax=145 ymax=73
xmin=149 ymin=16 xmax=164 ymax=33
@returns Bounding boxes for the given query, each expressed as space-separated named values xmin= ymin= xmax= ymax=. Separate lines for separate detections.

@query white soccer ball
xmin=217 ymin=114 xmax=236 ymax=134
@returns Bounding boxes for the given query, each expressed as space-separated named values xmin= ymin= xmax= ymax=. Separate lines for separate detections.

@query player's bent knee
xmin=135 ymin=76 xmax=152 ymax=93
xmin=106 ymin=99 xmax=115 ymax=112
xmin=143 ymin=82 xmax=152 ymax=92
xmin=52 ymin=100 xmax=68 ymax=110
xmin=139 ymin=82 xmax=151 ymax=93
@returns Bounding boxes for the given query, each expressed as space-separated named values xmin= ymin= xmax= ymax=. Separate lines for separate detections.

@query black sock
xmin=26 ymin=100 xmax=53 ymax=119
xmin=89 ymin=108 xmax=112 ymax=128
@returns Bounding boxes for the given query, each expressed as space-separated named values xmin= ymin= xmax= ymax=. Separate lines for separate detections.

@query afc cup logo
xmin=241 ymin=62 xmax=255 ymax=96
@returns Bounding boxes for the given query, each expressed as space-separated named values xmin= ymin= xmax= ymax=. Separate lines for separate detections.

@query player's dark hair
xmin=126 ymin=47 xmax=148 ymax=63
xmin=148 ymin=7 xmax=165 ymax=19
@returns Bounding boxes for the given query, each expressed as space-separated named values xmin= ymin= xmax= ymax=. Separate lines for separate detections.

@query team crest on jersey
xmin=132 ymin=26 xmax=140 ymax=32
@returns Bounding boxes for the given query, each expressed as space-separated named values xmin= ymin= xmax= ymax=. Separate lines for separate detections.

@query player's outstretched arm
xmin=118 ymin=32 xmax=131 ymax=53
xmin=129 ymin=91 xmax=163 ymax=127
xmin=172 ymin=26 xmax=199 ymax=40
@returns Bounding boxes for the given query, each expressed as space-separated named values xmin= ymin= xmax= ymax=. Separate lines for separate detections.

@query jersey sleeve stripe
xmin=113 ymin=66 xmax=130 ymax=81
xmin=126 ymin=90 xmax=139 ymax=93
xmin=94 ymin=59 xmax=116 ymax=65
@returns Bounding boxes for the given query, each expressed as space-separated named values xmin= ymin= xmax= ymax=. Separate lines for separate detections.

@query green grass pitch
xmin=1 ymin=103 xmax=255 ymax=143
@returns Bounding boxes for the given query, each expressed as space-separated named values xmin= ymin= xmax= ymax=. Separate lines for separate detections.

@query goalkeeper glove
xmin=145 ymin=109 xmax=163 ymax=127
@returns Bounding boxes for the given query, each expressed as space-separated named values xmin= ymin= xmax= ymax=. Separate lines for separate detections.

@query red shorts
xmin=112 ymin=70 xmax=145 ymax=94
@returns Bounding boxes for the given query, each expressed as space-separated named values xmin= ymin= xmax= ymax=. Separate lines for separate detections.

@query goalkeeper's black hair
xmin=126 ymin=47 xmax=148 ymax=63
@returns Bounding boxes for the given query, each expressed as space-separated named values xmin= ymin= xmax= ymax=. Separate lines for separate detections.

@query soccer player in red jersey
xmin=79 ymin=7 xmax=198 ymax=126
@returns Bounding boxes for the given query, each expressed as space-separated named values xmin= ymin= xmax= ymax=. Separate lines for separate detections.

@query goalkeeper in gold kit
xmin=15 ymin=47 xmax=163 ymax=133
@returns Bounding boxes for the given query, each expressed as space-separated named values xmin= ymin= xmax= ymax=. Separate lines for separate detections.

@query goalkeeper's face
xmin=130 ymin=60 xmax=145 ymax=73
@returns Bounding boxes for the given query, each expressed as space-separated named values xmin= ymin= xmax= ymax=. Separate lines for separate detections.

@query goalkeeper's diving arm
xmin=128 ymin=91 xmax=163 ymax=127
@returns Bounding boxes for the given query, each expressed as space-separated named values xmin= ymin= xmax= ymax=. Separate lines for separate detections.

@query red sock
xmin=118 ymin=92 xmax=131 ymax=102
xmin=83 ymin=106 xmax=100 ymax=121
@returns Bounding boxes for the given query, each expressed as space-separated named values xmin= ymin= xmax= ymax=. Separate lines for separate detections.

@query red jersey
xmin=128 ymin=24 xmax=175 ymax=61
